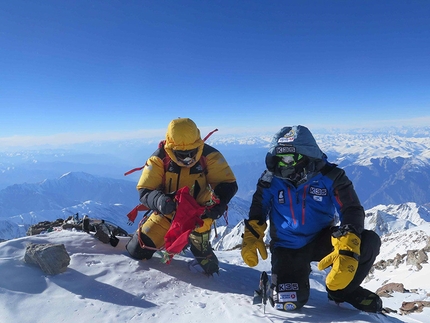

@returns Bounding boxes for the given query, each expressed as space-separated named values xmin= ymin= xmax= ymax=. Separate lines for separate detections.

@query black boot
xmin=328 ymin=286 xmax=383 ymax=313
xmin=189 ymin=231 xmax=219 ymax=275
xmin=126 ymin=231 xmax=157 ymax=260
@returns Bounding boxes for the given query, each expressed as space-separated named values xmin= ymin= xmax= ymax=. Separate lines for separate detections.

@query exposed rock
xmin=374 ymin=248 xmax=428 ymax=271
xmin=371 ymin=243 xmax=430 ymax=315
xmin=382 ymin=307 xmax=398 ymax=314
xmin=422 ymin=236 xmax=430 ymax=252
xmin=376 ymin=283 xmax=408 ymax=297
xmin=406 ymin=249 xmax=428 ymax=270
xmin=400 ymin=301 xmax=430 ymax=315
xmin=26 ymin=218 xmax=66 ymax=235
xmin=24 ymin=242 xmax=70 ymax=275
xmin=26 ymin=216 xmax=81 ymax=236
xmin=373 ymin=253 xmax=406 ymax=271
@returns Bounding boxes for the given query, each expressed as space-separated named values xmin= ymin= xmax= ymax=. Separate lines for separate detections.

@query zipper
xmin=167 ymin=177 xmax=172 ymax=193
xmin=301 ymin=185 xmax=309 ymax=225
xmin=176 ymin=172 xmax=181 ymax=192
xmin=287 ymin=187 xmax=296 ymax=224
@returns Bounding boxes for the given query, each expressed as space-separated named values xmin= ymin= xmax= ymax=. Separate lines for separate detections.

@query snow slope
xmin=1 ymin=229 xmax=429 ymax=323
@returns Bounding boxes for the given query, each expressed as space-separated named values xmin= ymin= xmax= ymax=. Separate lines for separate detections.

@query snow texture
xmin=1 ymin=225 xmax=430 ymax=323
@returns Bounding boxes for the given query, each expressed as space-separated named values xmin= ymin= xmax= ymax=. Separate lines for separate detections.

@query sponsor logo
xmin=278 ymin=128 xmax=297 ymax=144
xmin=275 ymin=146 xmax=296 ymax=154
xmin=284 ymin=302 xmax=297 ymax=311
xmin=309 ymin=186 xmax=328 ymax=196
xmin=275 ymin=303 xmax=284 ymax=310
xmin=279 ymin=292 xmax=297 ymax=302
xmin=313 ymin=195 xmax=323 ymax=202
xmin=278 ymin=190 xmax=285 ymax=204
xmin=278 ymin=283 xmax=299 ymax=291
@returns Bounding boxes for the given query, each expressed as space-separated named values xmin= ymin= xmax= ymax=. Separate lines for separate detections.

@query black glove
xmin=145 ymin=190 xmax=176 ymax=215
xmin=204 ymin=200 xmax=227 ymax=220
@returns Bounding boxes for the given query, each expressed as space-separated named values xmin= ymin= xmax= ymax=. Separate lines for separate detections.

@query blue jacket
xmin=249 ymin=125 xmax=365 ymax=249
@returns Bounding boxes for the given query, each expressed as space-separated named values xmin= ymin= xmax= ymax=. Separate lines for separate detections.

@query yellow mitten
xmin=241 ymin=220 xmax=268 ymax=267
xmin=194 ymin=218 xmax=213 ymax=233
xmin=318 ymin=231 xmax=361 ymax=291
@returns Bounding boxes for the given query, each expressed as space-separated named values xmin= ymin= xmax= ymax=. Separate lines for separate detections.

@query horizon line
xmin=1 ymin=117 xmax=430 ymax=150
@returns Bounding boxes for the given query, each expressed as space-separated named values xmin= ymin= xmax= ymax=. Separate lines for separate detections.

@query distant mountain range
xmin=0 ymin=172 xmax=140 ymax=240
xmin=1 ymin=171 xmax=430 ymax=245
xmin=1 ymin=127 xmax=429 ymax=240
xmin=214 ymin=201 xmax=430 ymax=252
xmin=211 ymin=130 xmax=430 ymax=208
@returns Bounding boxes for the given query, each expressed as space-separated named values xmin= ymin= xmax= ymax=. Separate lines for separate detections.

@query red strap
xmin=158 ymin=139 xmax=166 ymax=148
xmin=124 ymin=166 xmax=145 ymax=176
xmin=203 ymin=128 xmax=218 ymax=141
xmin=223 ymin=206 xmax=229 ymax=225
xmin=126 ymin=204 xmax=149 ymax=223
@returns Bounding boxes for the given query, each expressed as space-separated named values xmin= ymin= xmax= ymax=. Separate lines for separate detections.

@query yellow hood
xmin=164 ymin=118 xmax=204 ymax=167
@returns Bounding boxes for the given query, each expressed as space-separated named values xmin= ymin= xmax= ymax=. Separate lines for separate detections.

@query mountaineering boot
xmin=189 ymin=231 xmax=219 ymax=275
xmin=328 ymin=286 xmax=383 ymax=313
xmin=126 ymin=230 xmax=157 ymax=260
xmin=193 ymin=248 xmax=219 ymax=275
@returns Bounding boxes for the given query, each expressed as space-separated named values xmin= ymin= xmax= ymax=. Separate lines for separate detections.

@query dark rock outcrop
xmin=24 ymin=242 xmax=70 ymax=275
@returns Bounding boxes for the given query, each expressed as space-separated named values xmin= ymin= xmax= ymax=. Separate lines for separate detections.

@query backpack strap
xmin=124 ymin=166 xmax=145 ymax=176
xmin=203 ymin=128 xmax=218 ymax=141
xmin=124 ymin=139 xmax=167 ymax=176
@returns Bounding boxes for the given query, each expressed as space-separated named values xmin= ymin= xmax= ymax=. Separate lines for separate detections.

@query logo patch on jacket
xmin=275 ymin=146 xmax=296 ymax=154
xmin=309 ymin=186 xmax=327 ymax=202
xmin=279 ymin=292 xmax=297 ymax=302
xmin=278 ymin=282 xmax=299 ymax=291
xmin=278 ymin=128 xmax=297 ymax=144
xmin=278 ymin=190 xmax=285 ymax=204
xmin=309 ymin=186 xmax=327 ymax=196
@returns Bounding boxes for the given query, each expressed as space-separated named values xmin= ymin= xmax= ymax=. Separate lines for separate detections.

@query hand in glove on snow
xmin=317 ymin=227 xmax=361 ymax=291
xmin=143 ymin=190 xmax=176 ymax=215
xmin=241 ymin=220 xmax=268 ymax=267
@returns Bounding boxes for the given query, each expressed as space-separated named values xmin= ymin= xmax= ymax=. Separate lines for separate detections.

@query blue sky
xmin=1 ymin=0 xmax=429 ymax=148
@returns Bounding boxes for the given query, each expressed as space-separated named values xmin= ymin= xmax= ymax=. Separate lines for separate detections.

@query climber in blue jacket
xmin=241 ymin=125 xmax=382 ymax=313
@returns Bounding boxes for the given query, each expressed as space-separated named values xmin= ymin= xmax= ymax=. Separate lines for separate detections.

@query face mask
xmin=174 ymin=148 xmax=198 ymax=165
xmin=276 ymin=153 xmax=309 ymax=182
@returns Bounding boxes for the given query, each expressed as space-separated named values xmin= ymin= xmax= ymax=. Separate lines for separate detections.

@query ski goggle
xmin=174 ymin=148 xmax=198 ymax=165
xmin=277 ymin=153 xmax=303 ymax=167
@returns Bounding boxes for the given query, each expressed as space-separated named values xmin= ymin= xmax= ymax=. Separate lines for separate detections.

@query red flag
xmin=126 ymin=204 xmax=149 ymax=224
xmin=164 ymin=187 xmax=205 ymax=254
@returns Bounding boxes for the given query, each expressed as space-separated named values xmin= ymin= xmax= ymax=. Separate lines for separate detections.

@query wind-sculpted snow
xmin=1 ymin=163 xmax=430 ymax=321
xmin=1 ymin=227 xmax=430 ymax=322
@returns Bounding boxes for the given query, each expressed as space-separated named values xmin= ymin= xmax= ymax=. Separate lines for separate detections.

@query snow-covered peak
xmin=365 ymin=202 xmax=430 ymax=232
xmin=317 ymin=133 xmax=430 ymax=166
